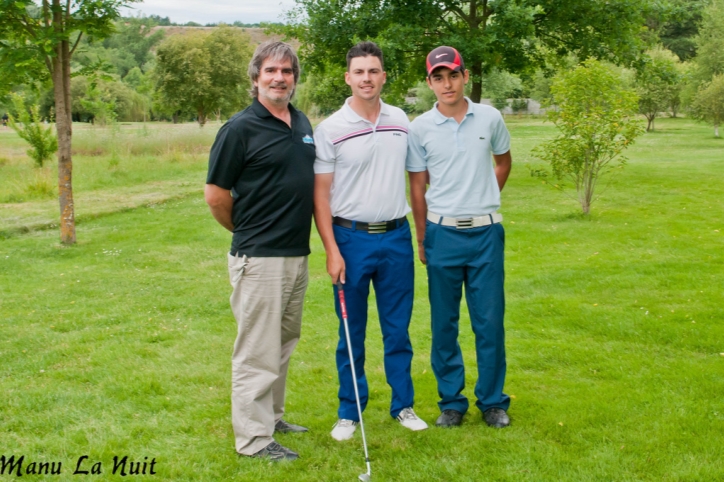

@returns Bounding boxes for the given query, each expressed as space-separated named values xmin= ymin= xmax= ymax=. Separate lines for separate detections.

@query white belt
xmin=427 ymin=211 xmax=503 ymax=229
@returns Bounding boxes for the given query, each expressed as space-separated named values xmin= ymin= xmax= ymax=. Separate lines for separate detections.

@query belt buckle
xmin=455 ymin=218 xmax=473 ymax=229
xmin=368 ymin=222 xmax=387 ymax=234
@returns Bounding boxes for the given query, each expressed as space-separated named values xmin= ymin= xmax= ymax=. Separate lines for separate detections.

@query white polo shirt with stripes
xmin=313 ymin=97 xmax=411 ymax=223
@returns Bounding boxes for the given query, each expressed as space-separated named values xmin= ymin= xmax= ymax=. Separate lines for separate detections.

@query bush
xmin=8 ymin=94 xmax=58 ymax=168
xmin=533 ymin=60 xmax=644 ymax=215
xmin=408 ymin=81 xmax=437 ymax=114
xmin=307 ymin=66 xmax=349 ymax=116
xmin=691 ymin=74 xmax=724 ymax=137
xmin=510 ymin=98 xmax=528 ymax=113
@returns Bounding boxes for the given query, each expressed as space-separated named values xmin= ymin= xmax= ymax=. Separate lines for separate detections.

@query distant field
xmin=1 ymin=117 xmax=723 ymax=481
xmin=0 ymin=123 xmax=216 ymax=236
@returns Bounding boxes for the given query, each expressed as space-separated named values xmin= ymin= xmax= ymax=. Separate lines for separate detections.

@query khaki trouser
xmin=227 ymin=254 xmax=308 ymax=455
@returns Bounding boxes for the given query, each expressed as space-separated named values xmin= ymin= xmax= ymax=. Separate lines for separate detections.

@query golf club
xmin=337 ymin=282 xmax=372 ymax=482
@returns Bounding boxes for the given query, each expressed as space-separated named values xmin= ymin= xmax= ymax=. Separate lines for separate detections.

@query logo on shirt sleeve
xmin=302 ymin=134 xmax=314 ymax=145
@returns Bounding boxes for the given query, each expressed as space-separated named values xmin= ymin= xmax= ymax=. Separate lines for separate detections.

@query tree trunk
xmin=470 ymin=62 xmax=482 ymax=103
xmin=716 ymin=125 xmax=720 ymax=138
xmin=53 ymin=6 xmax=76 ymax=245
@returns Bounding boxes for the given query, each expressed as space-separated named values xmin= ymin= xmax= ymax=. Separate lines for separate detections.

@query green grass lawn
xmin=1 ymin=117 xmax=723 ymax=481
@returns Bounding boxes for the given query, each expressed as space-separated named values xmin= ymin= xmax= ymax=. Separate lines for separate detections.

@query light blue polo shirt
xmin=406 ymin=97 xmax=510 ymax=218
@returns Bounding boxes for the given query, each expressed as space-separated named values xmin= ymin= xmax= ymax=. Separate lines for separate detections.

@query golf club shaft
xmin=337 ymin=283 xmax=371 ymax=476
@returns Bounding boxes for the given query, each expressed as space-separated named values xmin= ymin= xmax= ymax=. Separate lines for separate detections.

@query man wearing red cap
xmin=407 ymin=46 xmax=513 ymax=429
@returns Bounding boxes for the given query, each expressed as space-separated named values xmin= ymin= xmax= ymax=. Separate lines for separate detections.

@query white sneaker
xmin=396 ymin=407 xmax=428 ymax=431
xmin=331 ymin=419 xmax=357 ymax=441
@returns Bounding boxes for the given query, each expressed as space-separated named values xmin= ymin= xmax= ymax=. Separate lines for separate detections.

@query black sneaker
xmin=250 ymin=441 xmax=299 ymax=461
xmin=483 ymin=408 xmax=510 ymax=428
xmin=275 ymin=419 xmax=309 ymax=434
xmin=435 ymin=409 xmax=463 ymax=427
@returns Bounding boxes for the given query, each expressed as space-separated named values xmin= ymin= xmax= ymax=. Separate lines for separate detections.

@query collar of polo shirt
xmin=250 ymin=97 xmax=299 ymax=119
xmin=341 ymin=97 xmax=391 ymax=124
xmin=432 ymin=96 xmax=475 ymax=125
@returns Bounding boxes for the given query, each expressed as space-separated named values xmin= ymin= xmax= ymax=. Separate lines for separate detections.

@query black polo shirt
xmin=206 ymin=98 xmax=316 ymax=257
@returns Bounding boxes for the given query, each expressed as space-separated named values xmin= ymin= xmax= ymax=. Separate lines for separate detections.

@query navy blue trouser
xmin=424 ymin=220 xmax=510 ymax=414
xmin=332 ymin=221 xmax=415 ymax=420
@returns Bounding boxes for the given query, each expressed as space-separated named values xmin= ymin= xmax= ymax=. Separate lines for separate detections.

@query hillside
xmin=150 ymin=26 xmax=299 ymax=49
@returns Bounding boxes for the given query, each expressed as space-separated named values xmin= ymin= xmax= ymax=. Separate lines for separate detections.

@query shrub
xmin=533 ymin=59 xmax=645 ymax=215
xmin=510 ymin=98 xmax=528 ymax=113
xmin=8 ymin=94 xmax=58 ymax=167
xmin=691 ymin=74 xmax=724 ymax=138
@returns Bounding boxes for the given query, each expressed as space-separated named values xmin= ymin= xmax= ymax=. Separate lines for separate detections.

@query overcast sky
xmin=121 ymin=0 xmax=298 ymax=25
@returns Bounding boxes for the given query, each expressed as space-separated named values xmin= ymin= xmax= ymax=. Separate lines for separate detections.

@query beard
xmin=259 ymin=82 xmax=294 ymax=104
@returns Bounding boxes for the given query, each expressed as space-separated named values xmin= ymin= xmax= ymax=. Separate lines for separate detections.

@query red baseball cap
xmin=426 ymin=46 xmax=465 ymax=76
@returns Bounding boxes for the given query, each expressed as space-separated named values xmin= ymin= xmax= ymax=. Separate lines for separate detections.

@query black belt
xmin=333 ymin=216 xmax=407 ymax=234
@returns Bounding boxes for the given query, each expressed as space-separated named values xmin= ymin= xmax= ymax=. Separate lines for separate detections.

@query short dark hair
xmin=346 ymin=41 xmax=384 ymax=71
xmin=248 ymin=41 xmax=301 ymax=98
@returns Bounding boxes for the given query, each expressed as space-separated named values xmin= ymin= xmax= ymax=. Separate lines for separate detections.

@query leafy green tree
xmin=8 ymin=93 xmax=58 ymax=167
xmin=692 ymin=74 xmax=724 ymax=138
xmin=644 ymin=0 xmax=709 ymax=61
xmin=533 ymin=60 xmax=644 ymax=215
xmin=481 ymin=68 xmax=523 ymax=110
xmin=102 ymin=18 xmax=164 ymax=69
xmin=680 ymin=0 xmax=724 ymax=113
xmin=280 ymin=0 xmax=652 ymax=103
xmin=73 ymin=41 xmax=137 ymax=78
xmin=0 ymin=0 xmax=138 ymax=244
xmin=635 ymin=47 xmax=682 ymax=131
xmin=408 ymin=81 xmax=438 ymax=114
xmin=71 ymin=18 xmax=163 ymax=79
xmin=154 ymin=26 xmax=253 ymax=126
xmin=123 ymin=66 xmax=145 ymax=90
xmin=121 ymin=67 xmax=152 ymax=120
xmin=694 ymin=0 xmax=724 ymax=82
xmin=307 ymin=65 xmax=348 ymax=115
xmin=668 ymin=59 xmax=688 ymax=117
xmin=147 ymin=15 xmax=171 ymax=26
xmin=80 ymin=78 xmax=117 ymax=125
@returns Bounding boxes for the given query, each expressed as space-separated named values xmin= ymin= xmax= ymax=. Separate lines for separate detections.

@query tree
xmin=680 ymin=0 xmax=724 ymax=115
xmin=692 ymin=74 xmax=724 ymax=138
xmin=8 ymin=93 xmax=58 ymax=167
xmin=280 ymin=0 xmax=652 ymax=104
xmin=0 ymin=0 xmax=138 ymax=244
xmin=533 ymin=60 xmax=644 ymax=215
xmin=102 ymin=17 xmax=164 ymax=70
xmin=644 ymin=0 xmax=709 ymax=61
xmin=694 ymin=0 xmax=724 ymax=82
xmin=635 ymin=47 xmax=682 ymax=131
xmin=70 ymin=18 xmax=164 ymax=79
xmin=79 ymin=77 xmax=117 ymax=125
xmin=480 ymin=68 xmax=523 ymax=110
xmin=154 ymin=26 xmax=253 ymax=126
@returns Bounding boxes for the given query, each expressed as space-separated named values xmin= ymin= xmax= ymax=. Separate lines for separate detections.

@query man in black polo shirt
xmin=205 ymin=41 xmax=315 ymax=462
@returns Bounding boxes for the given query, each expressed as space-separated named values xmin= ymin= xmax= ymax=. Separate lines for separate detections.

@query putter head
xmin=358 ymin=474 xmax=371 ymax=482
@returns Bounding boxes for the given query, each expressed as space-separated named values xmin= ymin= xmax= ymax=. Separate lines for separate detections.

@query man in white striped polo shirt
xmin=314 ymin=41 xmax=428 ymax=441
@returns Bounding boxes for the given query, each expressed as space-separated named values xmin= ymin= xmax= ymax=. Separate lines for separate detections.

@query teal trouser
xmin=424 ymin=220 xmax=510 ymax=414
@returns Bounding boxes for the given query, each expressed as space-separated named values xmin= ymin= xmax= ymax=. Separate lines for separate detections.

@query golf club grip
xmin=337 ymin=283 xmax=348 ymax=318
